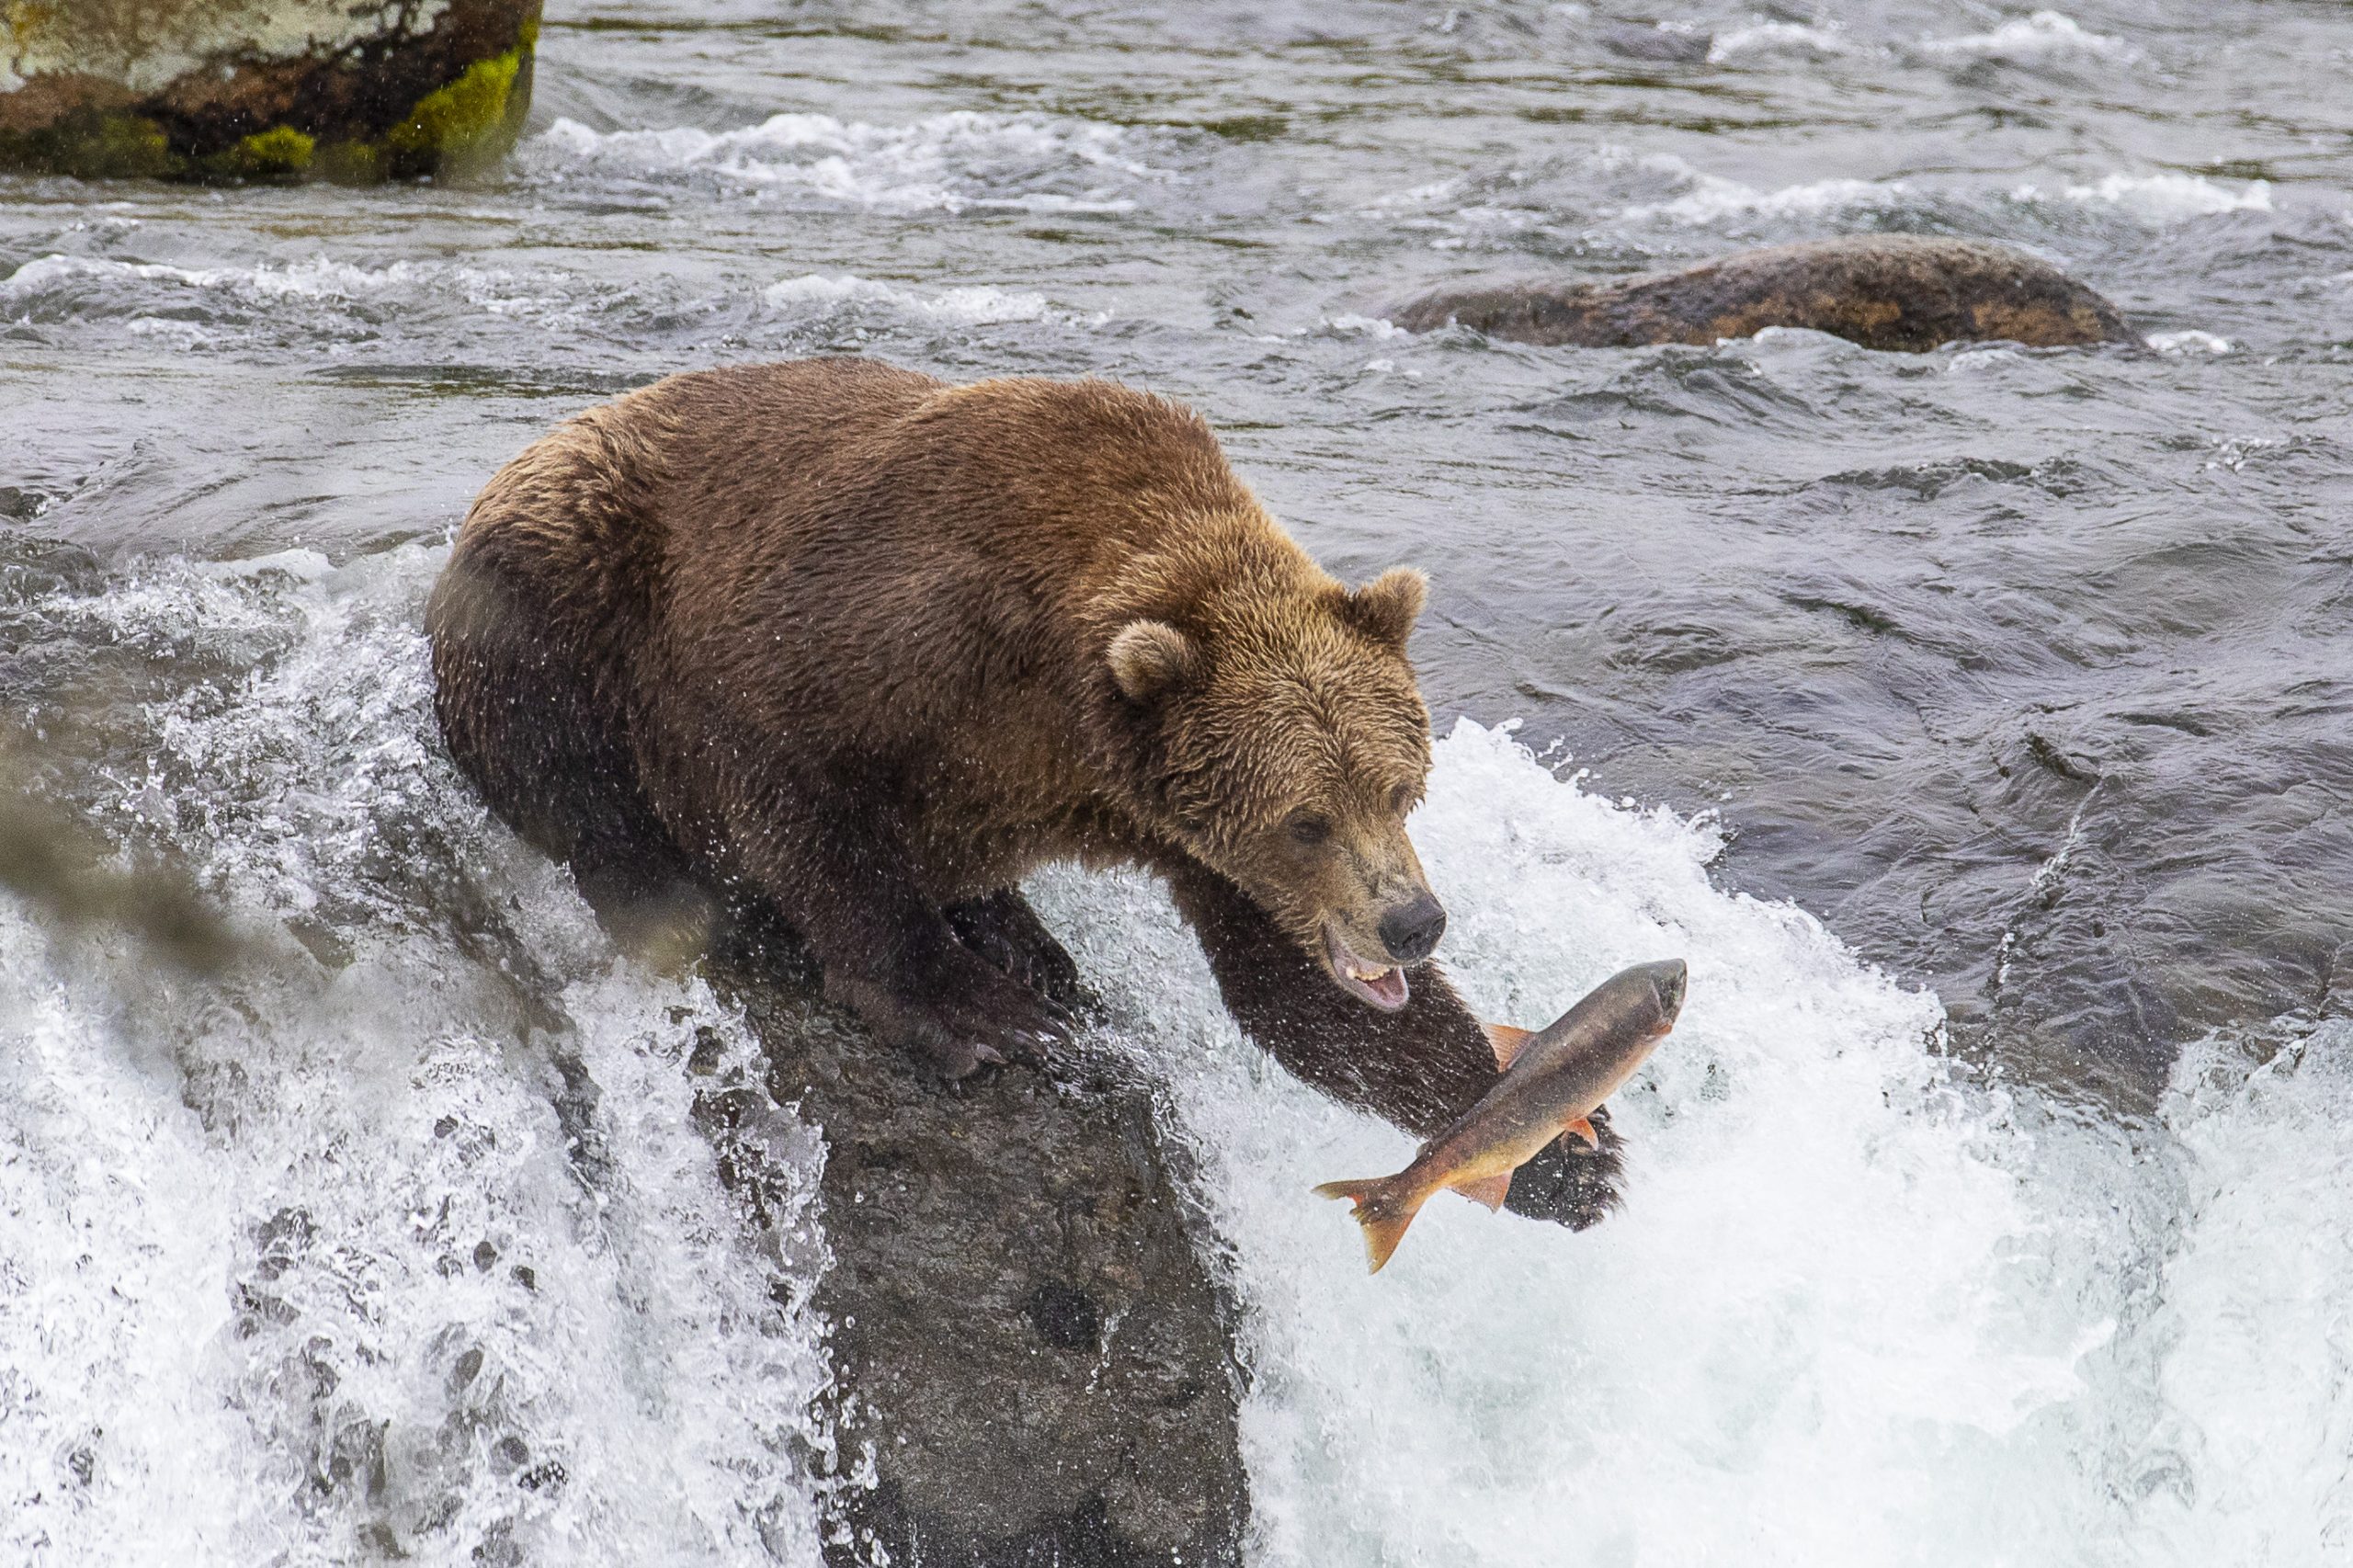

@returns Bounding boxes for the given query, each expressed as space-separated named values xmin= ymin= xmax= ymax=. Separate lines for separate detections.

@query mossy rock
xmin=0 ymin=0 xmax=543 ymax=184
xmin=382 ymin=39 xmax=533 ymax=183
xmin=207 ymin=126 xmax=316 ymax=181
xmin=0 ymin=111 xmax=174 ymax=180
xmin=1384 ymin=236 xmax=2140 ymax=353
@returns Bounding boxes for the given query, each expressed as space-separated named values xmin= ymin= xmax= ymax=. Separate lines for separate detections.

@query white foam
xmin=2147 ymin=329 xmax=2233 ymax=355
xmin=1946 ymin=344 xmax=2029 ymax=374
xmin=1925 ymin=10 xmax=2134 ymax=62
xmin=1032 ymin=720 xmax=2353 ymax=1565
xmin=1369 ymin=176 xmax=1468 ymax=212
xmin=0 ymin=548 xmax=834 ymax=1564
xmin=2120 ymin=1026 xmax=2353 ymax=1557
xmin=1622 ymin=171 xmax=1901 ymax=225
xmin=0 ymin=924 xmax=253 ymax=1562
xmin=1316 ymin=312 xmax=1411 ymax=339
xmin=0 ymin=253 xmax=584 ymax=335
xmin=1446 ymin=203 xmax=1545 ymax=235
xmin=9 ymin=553 xmax=2347 ymax=1564
xmin=2012 ymin=172 xmax=2273 ymax=223
xmin=526 ymin=111 xmax=1161 ymax=214
xmin=760 ymin=271 xmax=1050 ymax=326
xmin=0 ymin=252 xmax=417 ymax=301
xmin=1708 ymin=21 xmax=1854 ymax=63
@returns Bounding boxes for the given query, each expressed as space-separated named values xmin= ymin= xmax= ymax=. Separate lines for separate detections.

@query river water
xmin=2 ymin=2 xmax=2347 ymax=1562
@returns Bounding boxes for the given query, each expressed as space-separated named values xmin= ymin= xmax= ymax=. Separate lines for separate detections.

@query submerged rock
xmin=0 ymin=0 xmax=540 ymax=181
xmin=1385 ymin=235 xmax=2138 ymax=352
xmin=699 ymin=925 xmax=1247 ymax=1568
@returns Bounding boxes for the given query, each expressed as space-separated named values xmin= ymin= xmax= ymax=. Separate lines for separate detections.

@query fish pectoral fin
xmin=1449 ymin=1171 xmax=1513 ymax=1211
xmin=1482 ymin=1021 xmax=1536 ymax=1070
xmin=1561 ymin=1118 xmax=1599 ymax=1152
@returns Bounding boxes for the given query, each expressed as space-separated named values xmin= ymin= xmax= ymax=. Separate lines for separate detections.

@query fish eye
xmin=1288 ymin=811 xmax=1331 ymax=846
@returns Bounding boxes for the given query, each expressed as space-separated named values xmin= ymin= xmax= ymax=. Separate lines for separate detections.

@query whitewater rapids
xmin=1 ymin=544 xmax=2343 ymax=1564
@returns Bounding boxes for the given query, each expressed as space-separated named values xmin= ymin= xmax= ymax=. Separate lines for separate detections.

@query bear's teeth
xmin=1350 ymin=962 xmax=1394 ymax=982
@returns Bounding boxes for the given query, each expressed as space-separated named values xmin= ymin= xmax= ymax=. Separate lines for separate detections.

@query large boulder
xmin=699 ymin=924 xmax=1249 ymax=1568
xmin=0 ymin=0 xmax=540 ymax=181
xmin=1384 ymin=235 xmax=2139 ymax=352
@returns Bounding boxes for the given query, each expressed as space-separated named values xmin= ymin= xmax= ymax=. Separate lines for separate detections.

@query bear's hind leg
xmin=1161 ymin=857 xmax=1623 ymax=1230
xmin=713 ymin=767 xmax=1076 ymax=1078
xmin=944 ymin=889 xmax=1086 ymax=1009
xmin=426 ymin=538 xmax=713 ymax=949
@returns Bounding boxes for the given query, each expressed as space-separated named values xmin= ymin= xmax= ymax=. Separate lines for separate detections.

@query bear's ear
xmin=1107 ymin=619 xmax=1199 ymax=704
xmin=1344 ymin=566 xmax=1427 ymax=651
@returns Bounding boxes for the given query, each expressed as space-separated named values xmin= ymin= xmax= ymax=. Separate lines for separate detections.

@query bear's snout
xmin=1377 ymin=893 xmax=1447 ymax=965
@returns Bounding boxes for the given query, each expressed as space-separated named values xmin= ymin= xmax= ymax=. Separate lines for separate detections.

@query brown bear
xmin=425 ymin=357 xmax=1619 ymax=1226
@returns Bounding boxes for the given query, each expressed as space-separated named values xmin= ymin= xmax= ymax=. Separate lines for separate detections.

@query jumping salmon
xmin=1315 ymin=958 xmax=1688 ymax=1272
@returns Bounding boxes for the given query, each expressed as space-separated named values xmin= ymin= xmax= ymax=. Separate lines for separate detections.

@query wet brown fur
xmin=426 ymin=357 xmax=1620 ymax=1225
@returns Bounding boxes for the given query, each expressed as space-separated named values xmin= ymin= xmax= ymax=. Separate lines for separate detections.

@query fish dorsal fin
xmin=1561 ymin=1117 xmax=1599 ymax=1152
xmin=1483 ymin=1021 xmax=1536 ymax=1070
xmin=1449 ymin=1171 xmax=1513 ymax=1211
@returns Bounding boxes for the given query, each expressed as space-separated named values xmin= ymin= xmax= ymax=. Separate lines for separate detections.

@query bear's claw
xmin=845 ymin=934 xmax=1074 ymax=1081
xmin=944 ymin=890 xmax=1088 ymax=1010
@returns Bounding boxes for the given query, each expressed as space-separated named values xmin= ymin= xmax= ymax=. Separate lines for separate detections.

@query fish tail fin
xmin=1313 ymin=1176 xmax=1427 ymax=1273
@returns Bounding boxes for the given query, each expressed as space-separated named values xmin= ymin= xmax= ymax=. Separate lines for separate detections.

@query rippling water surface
xmin=4 ymin=2 xmax=2348 ymax=1562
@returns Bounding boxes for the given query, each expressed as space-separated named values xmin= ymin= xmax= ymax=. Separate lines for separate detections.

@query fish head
xmin=1635 ymin=958 xmax=1688 ymax=1029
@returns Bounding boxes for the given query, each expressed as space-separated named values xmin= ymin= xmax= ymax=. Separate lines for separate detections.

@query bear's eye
xmin=1287 ymin=812 xmax=1331 ymax=847
xmin=1389 ymin=784 xmax=1415 ymax=815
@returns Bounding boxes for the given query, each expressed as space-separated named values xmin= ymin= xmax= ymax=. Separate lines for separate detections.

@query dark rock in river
xmin=0 ymin=0 xmax=540 ymax=181
xmin=698 ymin=926 xmax=1247 ymax=1568
xmin=1385 ymin=236 xmax=2139 ymax=353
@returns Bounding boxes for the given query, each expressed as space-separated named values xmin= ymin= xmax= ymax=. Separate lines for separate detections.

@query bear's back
xmin=603 ymin=361 xmax=1261 ymax=654
xmin=444 ymin=356 xmax=1289 ymax=749
xmin=654 ymin=358 xmax=1245 ymax=579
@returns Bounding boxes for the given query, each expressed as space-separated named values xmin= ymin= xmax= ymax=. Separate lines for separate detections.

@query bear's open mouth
xmin=1323 ymin=922 xmax=1410 ymax=1012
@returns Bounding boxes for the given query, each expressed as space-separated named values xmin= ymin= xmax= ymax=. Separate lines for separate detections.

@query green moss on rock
xmin=215 ymin=125 xmax=314 ymax=178
xmin=313 ymin=140 xmax=384 ymax=186
xmin=383 ymin=45 xmax=523 ymax=178
xmin=84 ymin=115 xmax=172 ymax=176
xmin=2 ymin=112 xmax=179 ymax=179
xmin=0 ymin=2 xmax=543 ymax=184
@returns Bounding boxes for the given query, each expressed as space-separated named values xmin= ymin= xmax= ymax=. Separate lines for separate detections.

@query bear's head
xmin=1108 ymin=564 xmax=1445 ymax=1011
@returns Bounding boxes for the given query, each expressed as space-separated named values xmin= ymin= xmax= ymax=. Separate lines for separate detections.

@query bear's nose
xmin=1379 ymin=895 xmax=1447 ymax=965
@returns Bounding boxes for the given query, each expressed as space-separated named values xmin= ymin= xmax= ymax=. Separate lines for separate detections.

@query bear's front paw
xmin=839 ymin=941 xmax=1075 ymax=1081
xmin=1502 ymin=1107 xmax=1625 ymax=1231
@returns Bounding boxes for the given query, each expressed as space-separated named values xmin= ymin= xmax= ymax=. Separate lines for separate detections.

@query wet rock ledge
xmin=699 ymin=928 xmax=1248 ymax=1568
xmin=0 ymin=0 xmax=540 ymax=181
xmin=1385 ymin=235 xmax=2139 ymax=353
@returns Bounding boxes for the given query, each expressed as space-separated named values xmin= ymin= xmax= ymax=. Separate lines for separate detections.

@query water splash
xmin=523 ymin=111 xmax=1168 ymax=215
xmin=760 ymin=272 xmax=1053 ymax=327
xmin=5 ymin=554 xmax=2345 ymax=1565
xmin=0 ymin=546 xmax=833 ymax=1566
xmin=1924 ymin=11 xmax=2136 ymax=64
xmin=1040 ymin=722 xmax=2352 ymax=1567
xmin=2011 ymin=173 xmax=2272 ymax=223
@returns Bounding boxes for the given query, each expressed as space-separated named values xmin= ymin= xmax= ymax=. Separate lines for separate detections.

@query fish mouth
xmin=1323 ymin=922 xmax=1410 ymax=1012
xmin=1651 ymin=959 xmax=1688 ymax=1022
